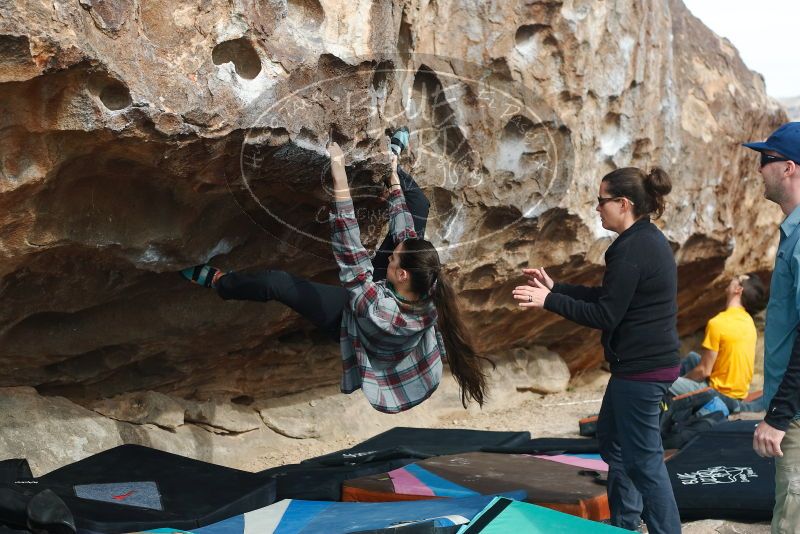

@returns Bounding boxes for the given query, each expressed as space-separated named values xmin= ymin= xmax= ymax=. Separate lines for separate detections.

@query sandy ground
xmin=264 ymin=388 xmax=608 ymax=466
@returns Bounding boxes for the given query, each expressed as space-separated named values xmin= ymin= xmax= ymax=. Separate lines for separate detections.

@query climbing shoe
xmin=389 ymin=126 xmax=410 ymax=155
xmin=180 ymin=264 xmax=221 ymax=288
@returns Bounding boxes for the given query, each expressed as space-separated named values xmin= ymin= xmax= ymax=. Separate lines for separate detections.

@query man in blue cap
xmin=744 ymin=122 xmax=800 ymax=533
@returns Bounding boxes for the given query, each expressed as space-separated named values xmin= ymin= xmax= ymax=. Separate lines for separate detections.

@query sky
xmin=682 ymin=0 xmax=800 ymax=98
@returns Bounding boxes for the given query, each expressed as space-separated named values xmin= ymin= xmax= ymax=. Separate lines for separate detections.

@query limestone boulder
xmin=0 ymin=385 xmax=296 ymax=474
xmin=0 ymin=0 xmax=786 ymax=407
xmin=496 ymin=346 xmax=572 ymax=394
xmin=0 ymin=387 xmax=124 ymax=474
xmin=569 ymin=369 xmax=612 ymax=392
xmin=185 ymin=398 xmax=262 ymax=434
xmin=259 ymin=405 xmax=321 ymax=439
xmin=0 ymin=367 xmax=523 ymax=474
xmin=91 ymin=390 xmax=185 ymax=429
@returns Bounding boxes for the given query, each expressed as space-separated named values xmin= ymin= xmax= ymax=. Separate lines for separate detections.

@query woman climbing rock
xmin=182 ymin=129 xmax=492 ymax=413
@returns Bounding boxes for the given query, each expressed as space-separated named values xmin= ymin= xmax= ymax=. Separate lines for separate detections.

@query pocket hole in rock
xmin=88 ymin=74 xmax=132 ymax=111
xmin=212 ymin=38 xmax=262 ymax=80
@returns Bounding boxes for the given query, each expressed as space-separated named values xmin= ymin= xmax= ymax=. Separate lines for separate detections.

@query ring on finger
xmin=528 ymin=295 xmax=532 ymax=303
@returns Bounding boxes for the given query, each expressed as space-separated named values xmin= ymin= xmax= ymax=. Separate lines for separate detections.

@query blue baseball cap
xmin=743 ymin=122 xmax=800 ymax=163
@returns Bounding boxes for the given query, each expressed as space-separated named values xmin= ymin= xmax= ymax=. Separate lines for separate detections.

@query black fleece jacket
xmin=544 ymin=217 xmax=680 ymax=374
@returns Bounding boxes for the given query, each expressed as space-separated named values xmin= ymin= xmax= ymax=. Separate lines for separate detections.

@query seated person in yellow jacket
xmin=669 ymin=273 xmax=767 ymax=408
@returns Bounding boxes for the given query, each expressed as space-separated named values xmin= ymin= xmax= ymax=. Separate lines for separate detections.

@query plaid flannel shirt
xmin=330 ymin=188 xmax=445 ymax=413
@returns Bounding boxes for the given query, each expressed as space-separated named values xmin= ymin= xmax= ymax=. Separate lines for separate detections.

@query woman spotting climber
xmin=513 ymin=167 xmax=681 ymax=533
xmin=181 ymin=129 xmax=492 ymax=413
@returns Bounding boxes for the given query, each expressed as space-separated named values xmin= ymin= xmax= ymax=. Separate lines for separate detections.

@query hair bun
xmin=601 ymin=166 xmax=672 ymax=219
xmin=644 ymin=167 xmax=672 ymax=197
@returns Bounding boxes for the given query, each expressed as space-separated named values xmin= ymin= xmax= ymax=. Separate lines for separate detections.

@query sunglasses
xmin=760 ymin=153 xmax=794 ymax=168
xmin=597 ymin=196 xmax=627 ymax=207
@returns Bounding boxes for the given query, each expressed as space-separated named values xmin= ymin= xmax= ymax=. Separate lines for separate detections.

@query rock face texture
xmin=0 ymin=0 xmax=786 ymax=411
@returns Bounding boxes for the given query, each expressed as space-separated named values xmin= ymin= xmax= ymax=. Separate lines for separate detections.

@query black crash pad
xmin=481 ymin=437 xmax=600 ymax=454
xmin=302 ymin=427 xmax=531 ymax=466
xmin=666 ymin=420 xmax=774 ymax=520
xmin=2 ymin=445 xmax=275 ymax=534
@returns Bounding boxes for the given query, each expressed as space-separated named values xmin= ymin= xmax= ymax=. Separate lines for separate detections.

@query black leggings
xmin=371 ymin=166 xmax=430 ymax=282
xmin=216 ymin=167 xmax=429 ymax=341
xmin=217 ymin=270 xmax=348 ymax=340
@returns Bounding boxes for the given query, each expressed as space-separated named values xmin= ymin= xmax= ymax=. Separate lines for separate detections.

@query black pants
xmin=217 ymin=270 xmax=348 ymax=340
xmin=597 ymin=376 xmax=681 ymax=533
xmin=371 ymin=166 xmax=430 ymax=282
xmin=216 ymin=167 xmax=429 ymax=341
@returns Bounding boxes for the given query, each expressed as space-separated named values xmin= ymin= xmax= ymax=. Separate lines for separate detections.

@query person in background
xmin=669 ymin=273 xmax=767 ymax=412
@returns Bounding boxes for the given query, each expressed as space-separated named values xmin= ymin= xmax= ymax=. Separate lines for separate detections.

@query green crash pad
xmin=457 ymin=497 xmax=627 ymax=534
